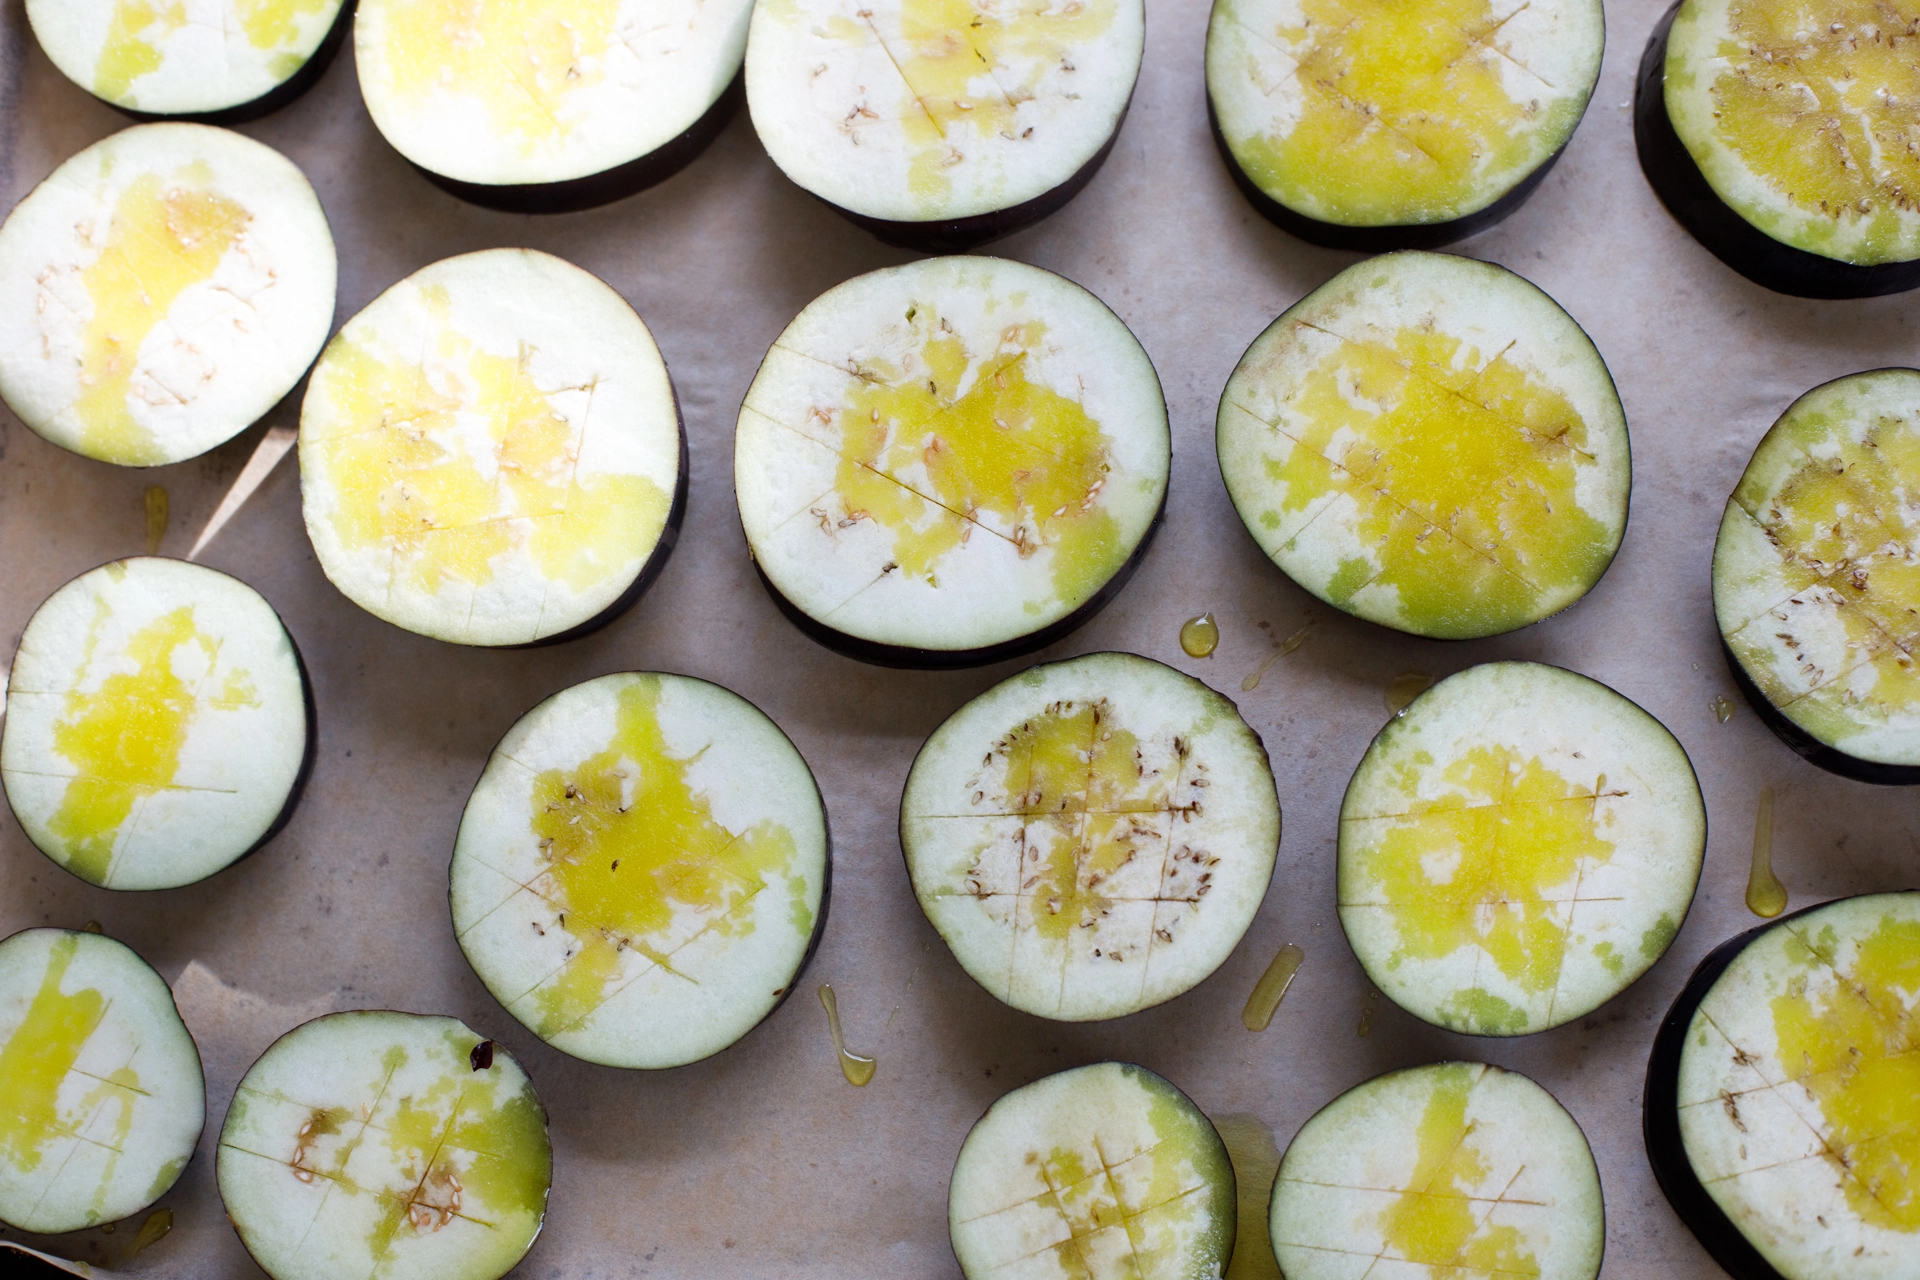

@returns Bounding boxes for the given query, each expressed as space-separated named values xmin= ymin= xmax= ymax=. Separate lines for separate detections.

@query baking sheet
xmin=3 ymin=0 xmax=1918 ymax=1273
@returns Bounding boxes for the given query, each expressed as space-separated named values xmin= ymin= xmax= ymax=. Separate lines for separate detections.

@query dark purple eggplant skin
xmin=751 ymin=495 xmax=1165 ymax=670
xmin=1206 ymin=97 xmax=1567 ymax=252
xmin=1721 ymin=638 xmax=1920 ymax=785
xmin=820 ymin=98 xmax=1131 ymax=254
xmin=107 ymin=0 xmax=355 ymax=125
xmin=415 ymin=75 xmax=743 ymax=215
xmin=1635 ymin=1 xmax=1920 ymax=300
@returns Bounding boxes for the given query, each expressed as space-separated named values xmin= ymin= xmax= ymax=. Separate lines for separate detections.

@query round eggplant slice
xmin=949 ymin=1062 xmax=1235 ymax=1280
xmin=299 ymin=248 xmax=684 ymax=648
xmin=354 ymin=0 xmax=750 ymax=213
xmin=902 ymin=653 xmax=1279 ymax=1022
xmin=1646 ymin=891 xmax=1920 ymax=1280
xmin=745 ymin=0 xmax=1141 ymax=251
xmin=451 ymin=672 xmax=829 ymax=1069
xmin=1713 ymin=369 xmax=1920 ymax=784
xmin=2 ymin=557 xmax=313 ymax=890
xmin=27 ymin=0 xmax=350 ymax=122
xmin=0 ymin=928 xmax=205 ymax=1235
xmin=1205 ymin=0 xmax=1603 ymax=250
xmin=1217 ymin=251 xmax=1629 ymax=640
xmin=0 ymin=123 xmax=337 ymax=468
xmin=1338 ymin=662 xmax=1705 ymax=1037
xmin=1637 ymin=0 xmax=1920 ymax=299
xmin=1271 ymin=1062 xmax=1604 ymax=1280
xmin=218 ymin=1011 xmax=551 ymax=1280
xmin=736 ymin=256 xmax=1168 ymax=667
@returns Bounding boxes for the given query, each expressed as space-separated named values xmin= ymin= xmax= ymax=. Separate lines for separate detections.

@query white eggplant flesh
xmin=1338 ymin=662 xmax=1705 ymax=1036
xmin=746 ymin=0 xmax=1141 ymax=228
xmin=736 ymin=255 xmax=1167 ymax=664
xmin=1216 ymin=251 xmax=1629 ymax=640
xmin=949 ymin=1061 xmax=1235 ymax=1280
xmin=451 ymin=672 xmax=829 ymax=1069
xmin=903 ymin=652 xmax=1279 ymax=1022
xmin=0 ymin=929 xmax=205 ymax=1235
xmin=1674 ymin=892 xmax=1920 ymax=1280
xmin=1205 ymin=0 xmax=1602 ymax=229
xmin=299 ymin=248 xmax=683 ymax=647
xmin=1270 ymin=1062 xmax=1604 ymax=1280
xmin=0 ymin=124 xmax=336 ymax=467
xmin=2 ymin=557 xmax=311 ymax=891
xmin=354 ymin=0 xmax=749 ymax=190
xmin=217 ymin=1010 xmax=551 ymax=1280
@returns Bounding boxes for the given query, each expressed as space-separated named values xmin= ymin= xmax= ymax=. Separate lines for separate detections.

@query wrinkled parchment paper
xmin=3 ymin=0 xmax=1917 ymax=1273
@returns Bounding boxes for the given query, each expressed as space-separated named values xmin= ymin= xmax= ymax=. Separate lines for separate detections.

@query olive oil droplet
xmin=126 ymin=1207 xmax=173 ymax=1259
xmin=1385 ymin=671 xmax=1434 ymax=715
xmin=1241 ymin=624 xmax=1313 ymax=692
xmin=1712 ymin=695 xmax=1736 ymax=724
xmin=1241 ymin=943 xmax=1305 ymax=1031
xmin=143 ymin=485 xmax=168 ymax=554
xmin=1746 ymin=786 xmax=1787 ymax=918
xmin=1179 ymin=613 xmax=1220 ymax=658
xmin=818 ymin=984 xmax=875 ymax=1086
xmin=1357 ymin=989 xmax=1379 ymax=1038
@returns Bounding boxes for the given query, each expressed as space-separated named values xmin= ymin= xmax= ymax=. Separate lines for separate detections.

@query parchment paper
xmin=2 ymin=0 xmax=1917 ymax=1273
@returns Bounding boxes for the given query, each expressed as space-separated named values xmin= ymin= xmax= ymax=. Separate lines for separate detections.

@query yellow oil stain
xmin=1240 ymin=942 xmax=1304 ymax=1031
xmin=1747 ymin=786 xmax=1787 ymax=919
xmin=1384 ymin=669 xmax=1434 ymax=715
xmin=125 ymin=1207 xmax=173 ymax=1259
xmin=74 ymin=173 xmax=251 ymax=464
xmin=48 ymin=605 xmax=256 ymax=885
xmin=95 ymin=0 xmax=332 ymax=101
xmin=144 ymin=485 xmax=169 ymax=554
xmin=1180 ymin=613 xmax=1220 ymax=658
xmin=525 ymin=679 xmax=800 ymax=1038
xmin=1232 ymin=0 xmax=1561 ymax=224
xmin=1241 ymin=622 xmax=1311 ymax=692
xmin=1378 ymin=1065 xmax=1538 ymax=1273
xmin=1705 ymin=1 xmax=1920 ymax=261
xmin=817 ymin=984 xmax=876 ymax=1086
xmin=1713 ymin=694 xmax=1737 ymax=724
xmin=378 ymin=0 xmax=623 ymax=151
xmin=968 ymin=699 xmax=1187 ymax=946
xmin=828 ymin=314 xmax=1120 ymax=609
xmin=1215 ymin=1113 xmax=1283 ymax=1280
xmin=1725 ymin=403 xmax=1920 ymax=745
xmin=1357 ymin=987 xmax=1377 ymax=1037
xmin=1270 ymin=324 xmax=1610 ymax=637
xmin=1772 ymin=911 xmax=1920 ymax=1231
xmin=0 ymin=935 xmax=111 ymax=1176
xmin=305 ymin=291 xmax=668 ymax=602
xmin=881 ymin=0 xmax=1118 ymax=205
xmin=1350 ymin=746 xmax=1617 ymax=1031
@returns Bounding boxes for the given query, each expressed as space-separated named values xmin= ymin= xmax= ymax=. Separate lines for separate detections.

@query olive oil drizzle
xmin=1712 ymin=695 xmax=1736 ymax=724
xmin=1179 ymin=614 xmax=1220 ymax=658
xmin=818 ymin=985 xmax=875 ymax=1086
xmin=1384 ymin=671 xmax=1434 ymax=715
xmin=126 ymin=1207 xmax=173 ymax=1259
xmin=1241 ymin=623 xmax=1313 ymax=691
xmin=1240 ymin=943 xmax=1305 ymax=1032
xmin=1746 ymin=786 xmax=1787 ymax=918
xmin=143 ymin=486 xmax=168 ymax=554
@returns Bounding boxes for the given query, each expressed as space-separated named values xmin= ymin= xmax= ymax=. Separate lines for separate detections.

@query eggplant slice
xmin=218 ymin=1010 xmax=551 ymax=1280
xmin=1271 ymin=1061 xmax=1604 ymax=1280
xmin=27 ymin=0 xmax=350 ymax=122
xmin=1338 ymin=662 xmax=1706 ymax=1037
xmin=0 ymin=928 xmax=205 ymax=1235
xmin=2 ymin=557 xmax=313 ymax=891
xmin=902 ymin=652 xmax=1279 ymax=1022
xmin=451 ymin=672 xmax=829 ymax=1070
xmin=1646 ymin=892 xmax=1920 ymax=1280
xmin=299 ymin=248 xmax=684 ymax=648
xmin=1637 ymin=0 xmax=1920 ymax=299
xmin=1714 ymin=369 xmax=1920 ymax=783
xmin=354 ymin=0 xmax=751 ymax=212
xmin=0 ymin=123 xmax=337 ymax=468
xmin=736 ymin=256 xmax=1167 ymax=667
xmin=1217 ymin=251 xmax=1629 ymax=640
xmin=949 ymin=1062 xmax=1236 ymax=1280
xmin=745 ymin=0 xmax=1141 ymax=251
xmin=1205 ymin=0 xmax=1603 ymax=250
